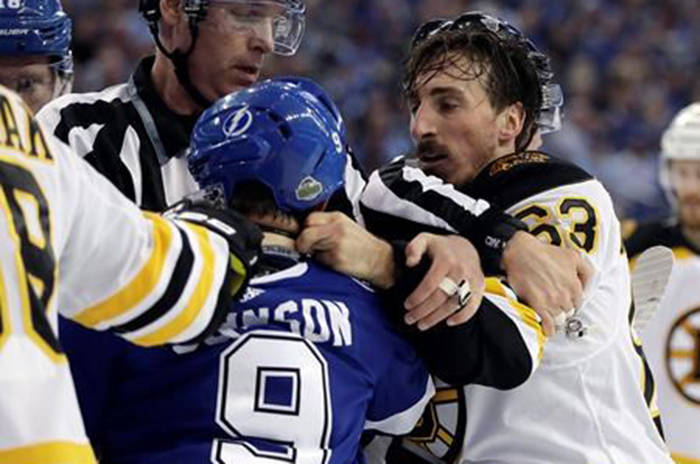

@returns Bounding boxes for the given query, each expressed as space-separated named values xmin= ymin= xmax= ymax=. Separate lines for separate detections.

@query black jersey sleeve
xmin=361 ymin=157 xmax=527 ymax=274
xmin=382 ymin=249 xmax=541 ymax=389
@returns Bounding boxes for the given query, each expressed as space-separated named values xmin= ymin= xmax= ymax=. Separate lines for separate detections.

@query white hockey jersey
xmin=627 ymin=221 xmax=700 ymax=464
xmin=363 ymin=152 xmax=673 ymax=464
xmin=0 ymin=86 xmax=232 ymax=462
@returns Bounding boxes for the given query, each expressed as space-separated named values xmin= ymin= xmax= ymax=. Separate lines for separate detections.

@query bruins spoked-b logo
xmin=389 ymin=383 xmax=467 ymax=463
xmin=666 ymin=306 xmax=700 ymax=404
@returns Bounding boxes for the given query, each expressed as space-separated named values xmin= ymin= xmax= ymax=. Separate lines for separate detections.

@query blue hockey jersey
xmin=60 ymin=257 xmax=434 ymax=464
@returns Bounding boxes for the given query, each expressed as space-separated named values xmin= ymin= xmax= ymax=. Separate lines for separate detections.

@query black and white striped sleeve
xmin=325 ymin=151 xmax=369 ymax=225
xmin=360 ymin=157 xmax=527 ymax=273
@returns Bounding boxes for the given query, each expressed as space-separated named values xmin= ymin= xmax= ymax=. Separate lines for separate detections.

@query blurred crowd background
xmin=60 ymin=0 xmax=699 ymax=221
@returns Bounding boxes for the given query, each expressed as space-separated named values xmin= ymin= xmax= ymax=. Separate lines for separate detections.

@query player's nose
xmin=247 ymin=21 xmax=274 ymax=55
xmin=410 ymin=103 xmax=436 ymax=141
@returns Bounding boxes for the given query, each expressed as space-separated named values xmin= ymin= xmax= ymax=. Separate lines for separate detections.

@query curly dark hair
xmin=403 ymin=22 xmax=544 ymax=152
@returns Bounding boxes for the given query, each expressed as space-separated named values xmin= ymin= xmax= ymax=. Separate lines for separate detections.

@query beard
xmin=679 ymin=204 xmax=700 ymax=229
xmin=678 ymin=194 xmax=700 ymax=229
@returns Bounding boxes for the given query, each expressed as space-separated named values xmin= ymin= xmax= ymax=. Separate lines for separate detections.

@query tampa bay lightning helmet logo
xmin=223 ymin=105 xmax=253 ymax=137
xmin=188 ymin=77 xmax=348 ymax=214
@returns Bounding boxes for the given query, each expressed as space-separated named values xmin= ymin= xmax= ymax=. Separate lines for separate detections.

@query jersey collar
xmin=132 ymin=56 xmax=199 ymax=160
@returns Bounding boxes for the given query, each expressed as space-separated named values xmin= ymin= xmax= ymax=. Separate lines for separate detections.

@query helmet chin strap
xmin=258 ymin=223 xmax=298 ymax=240
xmin=51 ymin=73 xmax=72 ymax=101
xmin=255 ymin=201 xmax=330 ymax=241
xmin=148 ymin=16 xmax=213 ymax=109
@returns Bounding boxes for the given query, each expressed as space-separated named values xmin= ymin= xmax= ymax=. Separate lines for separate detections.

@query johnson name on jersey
xmin=61 ymin=256 xmax=434 ymax=464
xmin=0 ymin=86 xmax=236 ymax=463
xmin=627 ymin=221 xmax=700 ymax=464
xmin=362 ymin=152 xmax=673 ymax=464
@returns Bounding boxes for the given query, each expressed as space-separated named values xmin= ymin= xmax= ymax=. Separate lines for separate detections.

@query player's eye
xmin=15 ymin=77 xmax=38 ymax=94
xmin=437 ymin=98 xmax=459 ymax=113
xmin=224 ymin=4 xmax=269 ymax=22
xmin=410 ymin=100 xmax=421 ymax=115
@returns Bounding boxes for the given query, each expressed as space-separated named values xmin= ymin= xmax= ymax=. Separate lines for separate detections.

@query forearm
xmin=361 ymin=159 xmax=526 ymax=275
xmin=366 ymin=238 xmax=398 ymax=290
xmin=380 ymin=253 xmax=535 ymax=388
xmin=384 ymin=297 xmax=535 ymax=388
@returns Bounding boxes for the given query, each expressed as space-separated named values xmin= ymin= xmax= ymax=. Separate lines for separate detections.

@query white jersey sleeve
xmin=53 ymin=133 xmax=231 ymax=347
xmin=0 ymin=86 xmax=232 ymax=462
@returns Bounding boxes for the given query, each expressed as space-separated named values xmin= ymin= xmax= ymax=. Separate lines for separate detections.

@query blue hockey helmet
xmin=0 ymin=0 xmax=73 ymax=77
xmin=188 ymin=77 xmax=347 ymax=214
xmin=274 ymin=76 xmax=345 ymax=137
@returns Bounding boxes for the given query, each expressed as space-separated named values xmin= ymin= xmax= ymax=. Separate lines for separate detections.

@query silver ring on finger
xmin=456 ymin=279 xmax=471 ymax=307
xmin=554 ymin=312 xmax=566 ymax=330
xmin=438 ymin=276 xmax=461 ymax=297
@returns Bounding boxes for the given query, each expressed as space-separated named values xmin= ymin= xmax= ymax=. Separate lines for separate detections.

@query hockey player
xmin=625 ymin=102 xmax=700 ymax=464
xmin=61 ymin=77 xmax=432 ymax=464
xmin=36 ymin=0 xmax=590 ymax=334
xmin=362 ymin=12 xmax=674 ymax=464
xmin=0 ymin=85 xmax=261 ymax=462
xmin=61 ymin=78 xmax=549 ymax=464
xmin=0 ymin=0 xmax=73 ymax=112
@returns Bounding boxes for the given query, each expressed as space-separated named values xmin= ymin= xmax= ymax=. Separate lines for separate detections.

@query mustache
xmin=415 ymin=139 xmax=449 ymax=158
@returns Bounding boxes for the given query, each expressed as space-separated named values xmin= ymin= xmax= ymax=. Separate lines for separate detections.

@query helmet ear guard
xmin=138 ymin=0 xmax=161 ymax=24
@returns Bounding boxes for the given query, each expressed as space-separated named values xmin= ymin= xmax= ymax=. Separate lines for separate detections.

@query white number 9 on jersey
xmin=0 ymin=0 xmax=22 ymax=8
xmin=212 ymin=331 xmax=332 ymax=464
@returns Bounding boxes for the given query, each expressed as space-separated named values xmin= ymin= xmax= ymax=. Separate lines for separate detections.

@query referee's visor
xmin=202 ymin=0 xmax=305 ymax=56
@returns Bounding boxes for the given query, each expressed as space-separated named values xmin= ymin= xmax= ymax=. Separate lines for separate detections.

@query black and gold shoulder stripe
xmin=110 ymin=227 xmax=194 ymax=336
xmin=461 ymin=151 xmax=594 ymax=210
xmin=71 ymin=213 xmax=227 ymax=347
xmin=625 ymin=220 xmax=700 ymax=261
xmin=631 ymin=333 xmax=664 ymax=439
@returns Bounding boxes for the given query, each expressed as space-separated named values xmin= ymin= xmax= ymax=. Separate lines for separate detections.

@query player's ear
xmin=158 ymin=0 xmax=189 ymax=46
xmin=159 ymin=0 xmax=185 ymax=27
xmin=497 ymin=102 xmax=525 ymax=144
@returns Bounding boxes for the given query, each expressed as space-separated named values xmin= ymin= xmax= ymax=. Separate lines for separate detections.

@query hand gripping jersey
xmin=60 ymin=256 xmax=434 ymax=464
xmin=0 ymin=87 xmax=235 ymax=462
xmin=362 ymin=152 xmax=673 ymax=464
xmin=626 ymin=222 xmax=700 ymax=464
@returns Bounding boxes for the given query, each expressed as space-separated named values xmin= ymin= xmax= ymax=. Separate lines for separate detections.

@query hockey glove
xmin=165 ymin=196 xmax=263 ymax=300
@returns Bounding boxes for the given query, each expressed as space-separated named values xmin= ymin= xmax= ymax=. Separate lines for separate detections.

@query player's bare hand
xmin=501 ymin=231 xmax=593 ymax=336
xmin=296 ymin=212 xmax=396 ymax=289
xmin=403 ymin=233 xmax=485 ymax=331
